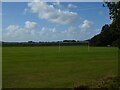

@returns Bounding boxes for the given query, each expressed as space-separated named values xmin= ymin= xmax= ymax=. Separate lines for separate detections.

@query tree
xmin=90 ymin=1 xmax=120 ymax=47
xmin=90 ymin=24 xmax=112 ymax=46
xmin=104 ymin=1 xmax=120 ymax=47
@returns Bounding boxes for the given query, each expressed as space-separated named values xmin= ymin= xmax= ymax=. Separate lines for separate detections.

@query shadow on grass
xmin=1 ymin=76 xmax=120 ymax=90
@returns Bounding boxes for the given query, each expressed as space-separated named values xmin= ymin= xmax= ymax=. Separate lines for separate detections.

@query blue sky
xmin=2 ymin=1 xmax=111 ymax=42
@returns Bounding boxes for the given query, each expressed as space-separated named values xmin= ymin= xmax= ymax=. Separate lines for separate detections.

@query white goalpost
xmin=88 ymin=41 xmax=90 ymax=52
xmin=59 ymin=41 xmax=61 ymax=53
xmin=58 ymin=41 xmax=90 ymax=53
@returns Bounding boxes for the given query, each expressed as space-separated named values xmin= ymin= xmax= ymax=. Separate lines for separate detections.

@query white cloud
xmin=52 ymin=2 xmax=61 ymax=8
xmin=68 ymin=3 xmax=77 ymax=8
xmin=6 ymin=25 xmax=26 ymax=38
xmin=103 ymin=0 xmax=120 ymax=2
xmin=27 ymin=1 xmax=77 ymax=24
xmin=5 ymin=21 xmax=37 ymax=38
xmin=38 ymin=26 xmax=77 ymax=40
xmin=25 ymin=21 xmax=37 ymax=29
xmin=62 ymin=27 xmax=77 ymax=37
xmin=23 ymin=8 xmax=29 ymax=15
xmin=79 ymin=20 xmax=93 ymax=32
xmin=3 ymin=22 xmax=79 ymax=41
xmin=38 ymin=27 xmax=57 ymax=37
xmin=6 ymin=25 xmax=20 ymax=32
xmin=3 ymin=19 xmax=95 ymax=41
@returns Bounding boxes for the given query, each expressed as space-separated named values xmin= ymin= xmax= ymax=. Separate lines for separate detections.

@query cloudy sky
xmin=2 ymin=1 xmax=111 ymax=42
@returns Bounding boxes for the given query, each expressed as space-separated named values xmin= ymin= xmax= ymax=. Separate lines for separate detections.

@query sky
xmin=2 ymin=1 xmax=111 ymax=42
xmin=0 ymin=2 xmax=2 ymax=41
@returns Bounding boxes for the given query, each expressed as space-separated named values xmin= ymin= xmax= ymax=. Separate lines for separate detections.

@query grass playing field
xmin=2 ymin=46 xmax=118 ymax=88
xmin=0 ymin=46 xmax=2 ymax=89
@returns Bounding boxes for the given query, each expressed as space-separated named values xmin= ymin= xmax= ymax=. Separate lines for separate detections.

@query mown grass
xmin=2 ymin=46 xmax=118 ymax=88
xmin=0 ymin=46 xmax=2 ymax=89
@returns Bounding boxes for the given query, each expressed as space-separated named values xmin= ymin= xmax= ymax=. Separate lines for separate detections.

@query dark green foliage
xmin=2 ymin=42 xmax=88 ymax=47
xmin=63 ymin=40 xmax=76 ymax=42
xmin=90 ymin=1 xmax=120 ymax=47
xmin=90 ymin=24 xmax=114 ymax=46
xmin=105 ymin=2 xmax=120 ymax=22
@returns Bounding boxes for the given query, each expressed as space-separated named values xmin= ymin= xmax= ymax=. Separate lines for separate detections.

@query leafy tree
xmin=90 ymin=1 xmax=120 ymax=47
xmin=104 ymin=1 xmax=120 ymax=47
xmin=90 ymin=24 xmax=112 ymax=46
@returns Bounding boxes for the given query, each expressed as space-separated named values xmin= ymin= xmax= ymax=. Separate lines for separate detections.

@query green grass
xmin=0 ymin=46 xmax=2 ymax=89
xmin=2 ymin=46 xmax=118 ymax=88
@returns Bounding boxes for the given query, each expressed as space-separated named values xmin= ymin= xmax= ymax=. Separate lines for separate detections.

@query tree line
xmin=2 ymin=40 xmax=88 ymax=47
